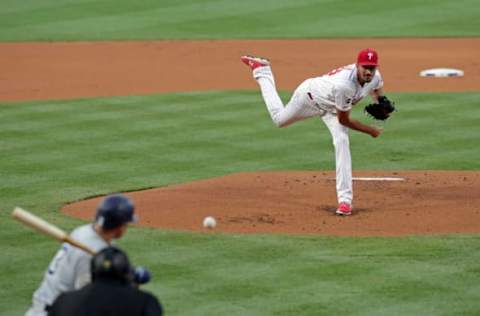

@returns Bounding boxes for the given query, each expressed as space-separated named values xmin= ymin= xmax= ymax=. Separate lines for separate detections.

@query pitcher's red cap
xmin=357 ymin=48 xmax=378 ymax=66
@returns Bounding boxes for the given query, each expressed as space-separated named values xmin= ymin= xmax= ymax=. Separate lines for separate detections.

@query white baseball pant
xmin=252 ymin=66 xmax=353 ymax=204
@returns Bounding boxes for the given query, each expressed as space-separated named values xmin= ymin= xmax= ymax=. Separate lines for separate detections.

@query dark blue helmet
xmin=95 ymin=194 xmax=137 ymax=230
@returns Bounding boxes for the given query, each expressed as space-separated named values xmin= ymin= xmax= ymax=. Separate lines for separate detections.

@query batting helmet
xmin=91 ymin=246 xmax=132 ymax=283
xmin=95 ymin=194 xmax=137 ymax=230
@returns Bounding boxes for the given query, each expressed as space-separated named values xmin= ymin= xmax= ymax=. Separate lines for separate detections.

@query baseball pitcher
xmin=241 ymin=48 xmax=395 ymax=216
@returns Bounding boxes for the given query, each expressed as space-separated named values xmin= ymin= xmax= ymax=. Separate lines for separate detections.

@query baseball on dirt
xmin=203 ymin=216 xmax=216 ymax=229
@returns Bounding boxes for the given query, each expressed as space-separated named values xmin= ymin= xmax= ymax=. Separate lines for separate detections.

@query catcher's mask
xmin=91 ymin=246 xmax=133 ymax=283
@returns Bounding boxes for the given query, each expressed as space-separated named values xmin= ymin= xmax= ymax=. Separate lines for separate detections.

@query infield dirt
xmin=1 ymin=38 xmax=479 ymax=102
xmin=2 ymin=39 xmax=478 ymax=236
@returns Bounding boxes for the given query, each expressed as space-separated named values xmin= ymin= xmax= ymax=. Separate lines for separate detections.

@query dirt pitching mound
xmin=62 ymin=170 xmax=480 ymax=237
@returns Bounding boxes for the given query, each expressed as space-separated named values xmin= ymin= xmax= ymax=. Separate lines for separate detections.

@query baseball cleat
xmin=336 ymin=202 xmax=352 ymax=216
xmin=240 ymin=55 xmax=270 ymax=70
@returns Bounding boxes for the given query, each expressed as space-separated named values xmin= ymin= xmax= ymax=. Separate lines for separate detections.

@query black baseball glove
xmin=364 ymin=96 xmax=395 ymax=120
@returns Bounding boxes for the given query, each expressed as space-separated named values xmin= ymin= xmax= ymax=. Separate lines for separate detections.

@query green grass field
xmin=0 ymin=0 xmax=479 ymax=41
xmin=1 ymin=92 xmax=479 ymax=315
xmin=1 ymin=0 xmax=479 ymax=315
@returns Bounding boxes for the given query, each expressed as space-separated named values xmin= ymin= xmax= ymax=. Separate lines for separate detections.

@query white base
xmin=419 ymin=68 xmax=464 ymax=77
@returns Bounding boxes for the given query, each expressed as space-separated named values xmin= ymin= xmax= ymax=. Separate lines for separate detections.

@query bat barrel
xmin=12 ymin=207 xmax=95 ymax=255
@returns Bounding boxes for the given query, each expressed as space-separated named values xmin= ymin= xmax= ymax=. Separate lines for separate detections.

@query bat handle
xmin=64 ymin=237 xmax=96 ymax=255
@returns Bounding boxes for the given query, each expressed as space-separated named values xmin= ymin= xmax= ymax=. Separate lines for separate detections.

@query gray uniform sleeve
xmin=73 ymin=250 xmax=92 ymax=289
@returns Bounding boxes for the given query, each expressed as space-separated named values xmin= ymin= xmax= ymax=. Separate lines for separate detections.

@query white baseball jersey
xmin=309 ymin=63 xmax=384 ymax=113
xmin=252 ymin=62 xmax=384 ymax=205
xmin=29 ymin=224 xmax=109 ymax=309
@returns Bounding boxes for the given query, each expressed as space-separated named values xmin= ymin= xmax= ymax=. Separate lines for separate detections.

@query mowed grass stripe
xmin=0 ymin=0 xmax=479 ymax=41
xmin=349 ymin=92 xmax=480 ymax=170
xmin=126 ymin=232 xmax=480 ymax=315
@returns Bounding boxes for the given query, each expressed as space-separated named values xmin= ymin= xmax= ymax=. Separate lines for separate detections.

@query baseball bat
xmin=12 ymin=207 xmax=95 ymax=255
